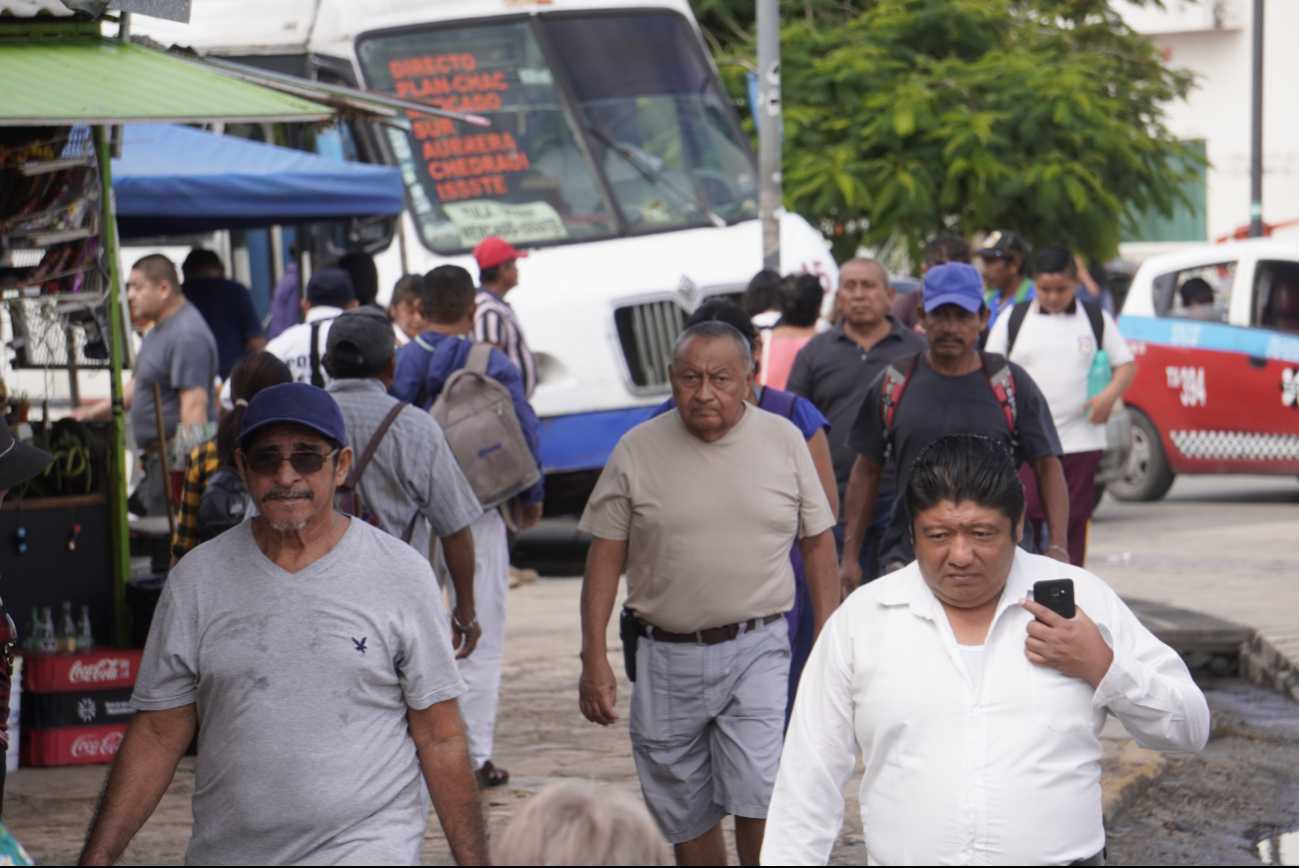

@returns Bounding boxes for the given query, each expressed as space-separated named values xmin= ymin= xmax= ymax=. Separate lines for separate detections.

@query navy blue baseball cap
xmin=236 ymin=382 xmax=347 ymax=450
xmin=923 ymin=262 xmax=985 ymax=313
xmin=305 ymin=268 xmax=356 ymax=308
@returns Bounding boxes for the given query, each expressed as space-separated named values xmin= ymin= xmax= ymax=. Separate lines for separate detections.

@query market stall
xmin=0 ymin=16 xmax=334 ymax=650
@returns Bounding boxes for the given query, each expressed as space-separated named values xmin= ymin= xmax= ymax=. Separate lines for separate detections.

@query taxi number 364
xmin=1166 ymin=366 xmax=1207 ymax=408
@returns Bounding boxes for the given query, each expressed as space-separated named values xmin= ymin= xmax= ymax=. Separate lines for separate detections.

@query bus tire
xmin=1107 ymin=408 xmax=1175 ymax=502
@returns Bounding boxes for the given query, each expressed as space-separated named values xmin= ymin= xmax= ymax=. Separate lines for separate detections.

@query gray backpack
xmin=430 ymin=343 xmax=541 ymax=509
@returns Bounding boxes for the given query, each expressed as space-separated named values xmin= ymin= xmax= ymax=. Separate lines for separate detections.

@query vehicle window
xmin=1154 ymin=262 xmax=1234 ymax=322
xmin=357 ymin=21 xmax=619 ymax=253
xmin=541 ymin=12 xmax=758 ymax=232
xmin=1252 ymin=260 xmax=1299 ymax=334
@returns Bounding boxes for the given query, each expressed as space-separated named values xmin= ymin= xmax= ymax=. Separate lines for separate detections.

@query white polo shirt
xmin=263 ymin=305 xmax=344 ymax=387
xmin=986 ymin=300 xmax=1133 ymax=454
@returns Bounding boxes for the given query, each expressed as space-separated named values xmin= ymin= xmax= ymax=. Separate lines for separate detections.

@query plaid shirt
xmin=172 ymin=440 xmax=221 ymax=560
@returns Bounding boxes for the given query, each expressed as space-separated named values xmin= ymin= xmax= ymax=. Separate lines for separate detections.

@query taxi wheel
xmin=1108 ymin=408 xmax=1175 ymax=502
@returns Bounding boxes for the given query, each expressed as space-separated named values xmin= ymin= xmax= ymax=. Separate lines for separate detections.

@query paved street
xmin=6 ymin=473 xmax=1297 ymax=865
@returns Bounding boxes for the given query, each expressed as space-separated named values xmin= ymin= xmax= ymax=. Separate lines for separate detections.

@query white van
xmin=134 ymin=0 xmax=837 ymax=507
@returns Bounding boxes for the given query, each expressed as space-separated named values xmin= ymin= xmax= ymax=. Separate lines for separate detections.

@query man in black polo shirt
xmin=788 ymin=258 xmax=926 ymax=591
xmin=840 ymin=262 xmax=1069 ymax=582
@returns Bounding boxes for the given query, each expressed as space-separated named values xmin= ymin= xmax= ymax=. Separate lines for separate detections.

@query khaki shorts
xmin=628 ymin=617 xmax=790 ymax=844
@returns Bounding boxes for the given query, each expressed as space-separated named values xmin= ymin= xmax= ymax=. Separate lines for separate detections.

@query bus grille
xmin=614 ymin=300 xmax=687 ymax=389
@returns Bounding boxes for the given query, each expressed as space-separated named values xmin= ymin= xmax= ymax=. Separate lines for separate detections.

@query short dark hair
xmin=218 ymin=352 xmax=293 ymax=467
xmin=389 ymin=274 xmax=422 ymax=309
xmin=181 ymin=248 xmax=223 ymax=277
xmin=338 ymin=252 xmax=378 ymax=307
xmin=1032 ymin=247 xmax=1078 ymax=279
xmin=778 ymin=274 xmax=824 ymax=328
xmin=924 ymin=235 xmax=971 ymax=268
xmin=741 ymin=269 xmax=782 ymax=316
xmin=421 ymin=265 xmax=477 ymax=324
xmin=479 ymin=263 xmax=502 ymax=285
xmin=131 ymin=254 xmax=180 ymax=291
xmin=685 ymin=299 xmax=759 ymax=350
xmin=1179 ymin=277 xmax=1214 ymax=306
xmin=672 ymin=320 xmax=753 ymax=373
xmin=905 ymin=434 xmax=1025 ymax=530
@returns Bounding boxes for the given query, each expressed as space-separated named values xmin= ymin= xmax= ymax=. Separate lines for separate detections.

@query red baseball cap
xmin=472 ymin=237 xmax=529 ymax=270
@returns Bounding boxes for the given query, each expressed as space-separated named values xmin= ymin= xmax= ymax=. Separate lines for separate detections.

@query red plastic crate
xmin=20 ymin=723 xmax=127 ymax=767
xmin=21 ymin=647 xmax=142 ymax=693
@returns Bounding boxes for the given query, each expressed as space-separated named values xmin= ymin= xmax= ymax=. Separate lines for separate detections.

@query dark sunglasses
xmin=241 ymin=448 xmax=339 ymax=476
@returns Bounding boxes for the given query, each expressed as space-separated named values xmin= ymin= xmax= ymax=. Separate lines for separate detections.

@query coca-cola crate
xmin=22 ymin=688 xmax=135 ymax=729
xmin=20 ymin=723 xmax=126 ymax=767
xmin=22 ymin=648 xmax=141 ymax=693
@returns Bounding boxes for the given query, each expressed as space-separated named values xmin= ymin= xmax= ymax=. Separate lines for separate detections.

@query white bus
xmin=135 ymin=0 xmax=837 ymax=508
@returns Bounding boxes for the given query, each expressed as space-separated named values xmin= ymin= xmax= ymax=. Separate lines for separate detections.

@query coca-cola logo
xmin=68 ymin=658 xmax=131 ymax=684
xmin=70 ymin=731 xmax=124 ymax=759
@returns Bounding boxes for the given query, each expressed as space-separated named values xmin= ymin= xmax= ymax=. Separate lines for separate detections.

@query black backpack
xmin=197 ymin=467 xmax=253 ymax=542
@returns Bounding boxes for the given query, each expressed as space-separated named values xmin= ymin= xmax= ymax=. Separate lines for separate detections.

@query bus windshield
xmin=356 ymin=11 xmax=756 ymax=254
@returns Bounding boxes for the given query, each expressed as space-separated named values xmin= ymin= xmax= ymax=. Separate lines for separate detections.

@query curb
xmin=1241 ymin=630 xmax=1299 ymax=703
xmin=1100 ymin=740 xmax=1168 ymax=825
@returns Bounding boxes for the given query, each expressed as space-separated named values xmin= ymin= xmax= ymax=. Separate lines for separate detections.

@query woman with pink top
xmin=760 ymin=274 xmax=824 ymax=390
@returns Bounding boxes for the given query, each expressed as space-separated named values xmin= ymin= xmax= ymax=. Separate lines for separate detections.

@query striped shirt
xmin=473 ymin=288 xmax=536 ymax=398
xmin=325 ymin=378 xmax=483 ymax=556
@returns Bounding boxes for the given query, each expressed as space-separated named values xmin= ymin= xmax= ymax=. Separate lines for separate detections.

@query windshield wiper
xmin=587 ymin=126 xmax=727 ymax=229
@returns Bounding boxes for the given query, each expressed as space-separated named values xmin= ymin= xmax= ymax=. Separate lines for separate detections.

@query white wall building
xmin=1116 ymin=0 xmax=1299 ymax=251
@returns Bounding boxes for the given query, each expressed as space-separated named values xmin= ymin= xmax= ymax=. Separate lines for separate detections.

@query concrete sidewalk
xmin=1088 ymin=476 xmax=1299 ymax=702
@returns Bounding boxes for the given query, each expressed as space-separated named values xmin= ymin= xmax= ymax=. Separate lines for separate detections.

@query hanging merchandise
xmin=0 ymin=126 xmax=115 ymax=374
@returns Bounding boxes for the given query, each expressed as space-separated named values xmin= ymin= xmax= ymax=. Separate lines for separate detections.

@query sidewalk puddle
xmin=1257 ymin=830 xmax=1299 ymax=865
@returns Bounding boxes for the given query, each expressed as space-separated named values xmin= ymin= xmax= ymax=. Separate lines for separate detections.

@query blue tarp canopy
xmin=112 ymin=124 xmax=405 ymax=238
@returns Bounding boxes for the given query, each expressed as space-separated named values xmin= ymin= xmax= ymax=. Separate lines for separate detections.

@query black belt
xmin=636 ymin=614 xmax=782 ymax=645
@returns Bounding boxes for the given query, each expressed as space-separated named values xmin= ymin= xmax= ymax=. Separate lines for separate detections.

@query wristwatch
xmin=451 ymin=610 xmax=478 ymax=632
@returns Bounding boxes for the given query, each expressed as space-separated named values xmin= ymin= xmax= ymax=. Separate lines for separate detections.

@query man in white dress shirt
xmin=763 ymin=434 xmax=1208 ymax=866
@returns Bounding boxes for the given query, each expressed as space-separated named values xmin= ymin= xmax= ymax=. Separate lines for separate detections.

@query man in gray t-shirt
xmin=81 ymin=383 xmax=486 ymax=867
xmin=73 ymin=254 xmax=218 ymax=518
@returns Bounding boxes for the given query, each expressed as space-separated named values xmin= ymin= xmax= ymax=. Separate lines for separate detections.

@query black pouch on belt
xmin=619 ymin=608 xmax=639 ymax=682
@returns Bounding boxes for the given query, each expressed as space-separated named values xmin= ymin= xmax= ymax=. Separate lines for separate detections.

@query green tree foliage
xmin=694 ymin=0 xmax=1199 ymax=264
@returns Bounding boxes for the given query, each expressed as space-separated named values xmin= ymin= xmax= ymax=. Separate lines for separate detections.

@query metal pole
xmin=1249 ymin=0 xmax=1264 ymax=237
xmin=756 ymin=0 xmax=782 ymax=271
xmin=95 ymin=126 xmax=131 ymax=647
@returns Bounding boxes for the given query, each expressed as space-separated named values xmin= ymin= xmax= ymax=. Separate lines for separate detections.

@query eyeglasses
xmin=242 ymin=449 xmax=338 ymax=476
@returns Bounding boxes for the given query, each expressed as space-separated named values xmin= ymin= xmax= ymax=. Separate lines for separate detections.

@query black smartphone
xmin=1033 ymin=579 xmax=1075 ymax=620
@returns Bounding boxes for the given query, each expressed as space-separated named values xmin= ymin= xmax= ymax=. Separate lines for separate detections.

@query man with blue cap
xmin=81 ymin=383 xmax=487 ymax=866
xmin=839 ymin=261 xmax=1069 ymax=579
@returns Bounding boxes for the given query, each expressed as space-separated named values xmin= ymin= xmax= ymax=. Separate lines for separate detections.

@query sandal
xmin=476 ymin=760 xmax=510 ymax=789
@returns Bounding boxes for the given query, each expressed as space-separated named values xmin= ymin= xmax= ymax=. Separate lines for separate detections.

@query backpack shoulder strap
xmin=758 ymin=386 xmax=798 ymax=420
xmin=979 ymin=352 xmax=1018 ymax=441
xmin=466 ymin=341 xmax=493 ymax=375
xmin=1006 ymin=301 xmax=1031 ymax=356
xmin=878 ymin=352 xmax=921 ymax=439
xmin=1081 ymin=300 xmax=1105 ymax=346
xmin=344 ymin=402 xmax=408 ymax=488
xmin=309 ymin=321 xmax=325 ymax=388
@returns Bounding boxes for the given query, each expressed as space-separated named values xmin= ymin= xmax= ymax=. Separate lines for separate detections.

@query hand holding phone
xmin=1032 ymin=579 xmax=1075 ymax=620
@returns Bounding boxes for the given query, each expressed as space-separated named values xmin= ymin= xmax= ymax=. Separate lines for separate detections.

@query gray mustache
xmin=263 ymin=487 xmax=314 ymax=503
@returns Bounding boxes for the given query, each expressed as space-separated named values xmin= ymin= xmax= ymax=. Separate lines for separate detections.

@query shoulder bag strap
xmin=1081 ymin=300 xmax=1105 ymax=347
xmin=309 ymin=321 xmax=325 ymax=388
xmin=1006 ymin=301 xmax=1031 ymax=356
xmin=344 ymin=402 xmax=408 ymax=488
xmin=466 ymin=341 xmax=493 ymax=375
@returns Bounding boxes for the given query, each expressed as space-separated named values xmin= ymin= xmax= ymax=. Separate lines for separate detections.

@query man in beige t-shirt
xmin=577 ymin=320 xmax=838 ymax=867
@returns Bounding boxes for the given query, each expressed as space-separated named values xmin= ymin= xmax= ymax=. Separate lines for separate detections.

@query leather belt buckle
xmin=695 ymin=630 xmax=705 ymax=645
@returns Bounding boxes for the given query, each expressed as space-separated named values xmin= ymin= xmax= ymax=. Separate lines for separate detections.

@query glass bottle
xmin=36 ymin=607 xmax=57 ymax=655
xmin=76 ymin=605 xmax=93 ymax=653
xmin=22 ymin=606 xmax=37 ymax=655
xmin=58 ymin=601 xmax=76 ymax=654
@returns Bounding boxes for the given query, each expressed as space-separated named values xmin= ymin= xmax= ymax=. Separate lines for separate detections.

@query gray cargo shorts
xmin=629 ymin=616 xmax=790 ymax=844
